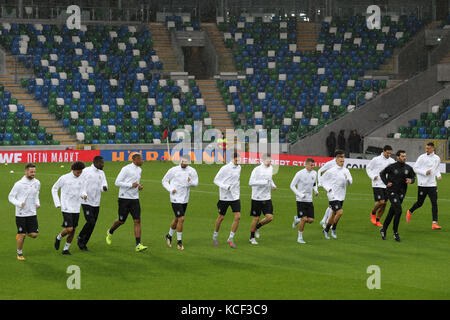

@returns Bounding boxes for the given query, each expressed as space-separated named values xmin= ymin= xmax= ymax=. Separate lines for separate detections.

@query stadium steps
xmin=197 ymin=79 xmax=234 ymax=132
xmin=425 ymin=21 xmax=442 ymax=29
xmin=366 ymin=54 xmax=397 ymax=76
xmin=369 ymin=21 xmax=444 ymax=77
xmin=4 ymin=54 xmax=34 ymax=79
xmin=0 ymin=63 xmax=77 ymax=145
xmin=440 ymin=51 xmax=450 ymax=63
xmin=147 ymin=22 xmax=182 ymax=73
xmin=296 ymin=21 xmax=320 ymax=51
xmin=202 ymin=23 xmax=237 ymax=73
xmin=386 ymin=79 xmax=404 ymax=91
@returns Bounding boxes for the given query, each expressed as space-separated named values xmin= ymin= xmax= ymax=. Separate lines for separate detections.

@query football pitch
xmin=0 ymin=161 xmax=449 ymax=300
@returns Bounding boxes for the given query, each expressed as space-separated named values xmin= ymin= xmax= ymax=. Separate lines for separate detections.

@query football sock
xmin=250 ymin=231 xmax=255 ymax=239
xmin=17 ymin=249 xmax=23 ymax=255
xmin=229 ymin=232 xmax=235 ymax=240
xmin=63 ymin=242 xmax=71 ymax=251
xmin=256 ymin=223 xmax=262 ymax=229
xmin=213 ymin=231 xmax=219 ymax=239
xmin=298 ymin=231 xmax=303 ymax=239
xmin=136 ymin=237 xmax=141 ymax=246
xmin=57 ymin=233 xmax=62 ymax=240
xmin=177 ymin=232 xmax=182 ymax=241
xmin=169 ymin=228 xmax=175 ymax=237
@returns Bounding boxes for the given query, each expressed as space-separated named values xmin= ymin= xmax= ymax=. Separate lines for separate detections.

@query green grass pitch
xmin=0 ymin=161 xmax=449 ymax=300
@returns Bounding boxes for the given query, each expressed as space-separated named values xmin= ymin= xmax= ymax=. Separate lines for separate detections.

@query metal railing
xmin=0 ymin=5 xmax=152 ymax=23
xmin=0 ymin=47 xmax=5 ymax=75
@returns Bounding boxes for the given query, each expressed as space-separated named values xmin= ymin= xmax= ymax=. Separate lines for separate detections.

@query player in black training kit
xmin=379 ymin=150 xmax=415 ymax=242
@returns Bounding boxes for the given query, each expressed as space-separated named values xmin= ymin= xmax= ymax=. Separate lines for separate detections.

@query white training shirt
xmin=115 ymin=163 xmax=142 ymax=200
xmin=317 ymin=159 xmax=337 ymax=187
xmin=8 ymin=176 xmax=41 ymax=217
xmin=162 ymin=165 xmax=199 ymax=204
xmin=290 ymin=168 xmax=318 ymax=202
xmin=81 ymin=164 xmax=108 ymax=207
xmin=321 ymin=165 xmax=353 ymax=201
xmin=249 ymin=163 xmax=276 ymax=201
xmin=52 ymin=172 xmax=87 ymax=213
xmin=214 ymin=162 xmax=241 ymax=201
xmin=366 ymin=153 xmax=396 ymax=188
xmin=413 ymin=152 xmax=442 ymax=187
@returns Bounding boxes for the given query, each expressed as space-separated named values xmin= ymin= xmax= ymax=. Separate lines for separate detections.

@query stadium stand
xmin=0 ymin=84 xmax=58 ymax=146
xmin=215 ymin=14 xmax=424 ymax=143
xmin=437 ymin=14 xmax=450 ymax=29
xmin=0 ymin=23 xmax=215 ymax=144
xmin=166 ymin=15 xmax=201 ymax=31
xmin=388 ymin=99 xmax=450 ymax=140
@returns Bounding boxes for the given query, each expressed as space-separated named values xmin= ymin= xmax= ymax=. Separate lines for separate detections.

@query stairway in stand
xmin=202 ymin=23 xmax=236 ymax=73
xmin=296 ymin=22 xmax=320 ymax=52
xmin=1 ymin=54 xmax=76 ymax=145
xmin=197 ymin=79 xmax=233 ymax=132
xmin=440 ymin=51 xmax=450 ymax=64
xmin=148 ymin=22 xmax=182 ymax=73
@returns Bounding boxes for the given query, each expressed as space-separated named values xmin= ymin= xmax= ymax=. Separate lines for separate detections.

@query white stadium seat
xmin=76 ymin=132 xmax=85 ymax=142
xmin=310 ymin=118 xmax=319 ymax=126
xmin=283 ymin=118 xmax=292 ymax=126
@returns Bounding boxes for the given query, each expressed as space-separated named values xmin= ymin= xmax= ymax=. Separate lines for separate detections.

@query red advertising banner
xmin=0 ymin=150 xmax=100 ymax=164
xmin=101 ymin=149 xmax=335 ymax=167
xmin=240 ymin=152 xmax=333 ymax=167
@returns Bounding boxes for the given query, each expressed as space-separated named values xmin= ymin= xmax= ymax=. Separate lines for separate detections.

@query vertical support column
xmin=18 ymin=0 xmax=23 ymax=18
xmin=0 ymin=49 xmax=5 ymax=75
xmin=432 ymin=0 xmax=437 ymax=22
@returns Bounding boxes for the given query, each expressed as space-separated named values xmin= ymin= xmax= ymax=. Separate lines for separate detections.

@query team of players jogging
xmin=8 ymin=143 xmax=443 ymax=260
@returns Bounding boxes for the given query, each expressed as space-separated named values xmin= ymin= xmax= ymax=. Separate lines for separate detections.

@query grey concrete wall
xmin=0 ymin=47 xmax=5 ymax=75
xmin=368 ymin=84 xmax=450 ymax=138
xmin=425 ymin=29 xmax=450 ymax=46
xmin=169 ymin=29 xmax=185 ymax=71
xmin=290 ymin=65 xmax=444 ymax=157
xmin=175 ymin=30 xmax=206 ymax=46
xmin=429 ymin=28 xmax=450 ymax=66
xmin=200 ymin=30 xmax=218 ymax=78
xmin=396 ymin=29 xmax=428 ymax=79
xmin=437 ymin=63 xmax=450 ymax=81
